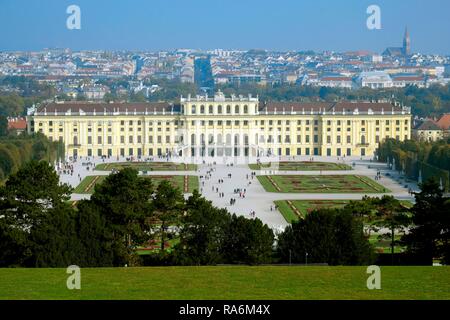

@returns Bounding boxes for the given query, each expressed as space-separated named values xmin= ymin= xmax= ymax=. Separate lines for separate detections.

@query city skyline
xmin=1 ymin=0 xmax=450 ymax=55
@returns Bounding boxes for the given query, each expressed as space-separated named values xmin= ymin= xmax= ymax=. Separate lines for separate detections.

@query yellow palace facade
xmin=27 ymin=92 xmax=411 ymax=160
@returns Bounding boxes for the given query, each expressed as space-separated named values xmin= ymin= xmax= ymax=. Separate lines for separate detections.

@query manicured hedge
xmin=377 ymin=138 xmax=450 ymax=191
xmin=0 ymin=133 xmax=64 ymax=182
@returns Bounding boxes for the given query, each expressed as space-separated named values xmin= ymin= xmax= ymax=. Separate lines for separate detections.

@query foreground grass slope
xmin=1 ymin=266 xmax=449 ymax=300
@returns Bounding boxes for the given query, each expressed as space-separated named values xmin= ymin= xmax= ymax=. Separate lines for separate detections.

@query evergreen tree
xmin=277 ymin=209 xmax=374 ymax=265
xmin=0 ymin=160 xmax=72 ymax=266
xmin=152 ymin=180 xmax=185 ymax=252
xmin=402 ymin=178 xmax=449 ymax=265
xmin=174 ymin=191 xmax=229 ymax=265
xmin=89 ymin=168 xmax=154 ymax=266
xmin=221 ymin=214 xmax=275 ymax=265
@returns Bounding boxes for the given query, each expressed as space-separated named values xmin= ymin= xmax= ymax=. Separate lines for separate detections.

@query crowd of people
xmin=198 ymin=162 xmax=260 ymax=220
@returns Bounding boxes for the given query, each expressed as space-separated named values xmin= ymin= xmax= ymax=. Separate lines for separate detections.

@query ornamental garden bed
xmin=258 ymin=175 xmax=389 ymax=193
xmin=74 ymin=175 xmax=199 ymax=194
xmin=95 ymin=162 xmax=197 ymax=171
xmin=249 ymin=161 xmax=352 ymax=171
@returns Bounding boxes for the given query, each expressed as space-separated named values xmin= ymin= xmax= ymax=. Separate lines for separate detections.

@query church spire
xmin=403 ymin=26 xmax=411 ymax=56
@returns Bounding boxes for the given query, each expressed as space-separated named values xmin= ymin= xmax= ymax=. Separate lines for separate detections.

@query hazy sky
xmin=1 ymin=0 xmax=449 ymax=54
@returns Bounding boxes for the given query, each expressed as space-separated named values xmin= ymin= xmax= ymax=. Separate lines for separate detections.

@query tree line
xmin=377 ymin=138 xmax=450 ymax=191
xmin=1 ymin=161 xmax=448 ymax=267
xmin=0 ymin=162 xmax=372 ymax=268
xmin=0 ymin=163 xmax=276 ymax=267
xmin=0 ymin=133 xmax=64 ymax=182
xmin=0 ymin=76 xmax=55 ymax=117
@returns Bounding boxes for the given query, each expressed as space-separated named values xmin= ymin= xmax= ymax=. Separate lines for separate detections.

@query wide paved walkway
xmin=61 ymin=155 xmax=417 ymax=231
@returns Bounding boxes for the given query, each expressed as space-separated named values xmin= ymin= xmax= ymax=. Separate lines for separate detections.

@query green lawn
xmin=95 ymin=162 xmax=197 ymax=171
xmin=73 ymin=175 xmax=107 ymax=194
xmin=74 ymin=175 xmax=199 ymax=194
xmin=274 ymin=199 xmax=352 ymax=223
xmin=136 ymin=238 xmax=180 ymax=255
xmin=0 ymin=266 xmax=449 ymax=300
xmin=249 ymin=161 xmax=352 ymax=171
xmin=274 ymin=199 xmax=412 ymax=224
xmin=369 ymin=234 xmax=405 ymax=254
xmin=258 ymin=175 xmax=390 ymax=193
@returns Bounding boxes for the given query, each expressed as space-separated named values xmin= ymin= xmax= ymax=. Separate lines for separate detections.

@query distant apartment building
xmin=391 ymin=75 xmax=426 ymax=88
xmin=7 ymin=117 xmax=27 ymax=135
xmin=214 ymin=73 xmax=266 ymax=86
xmin=356 ymin=71 xmax=393 ymax=89
xmin=413 ymin=120 xmax=444 ymax=142
xmin=283 ymin=73 xmax=298 ymax=84
xmin=372 ymin=55 xmax=383 ymax=64
xmin=180 ymin=57 xmax=195 ymax=83
xmin=436 ymin=114 xmax=450 ymax=138
xmin=316 ymin=76 xmax=353 ymax=89
xmin=413 ymin=114 xmax=450 ymax=141
xmin=81 ymin=85 xmax=110 ymax=100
